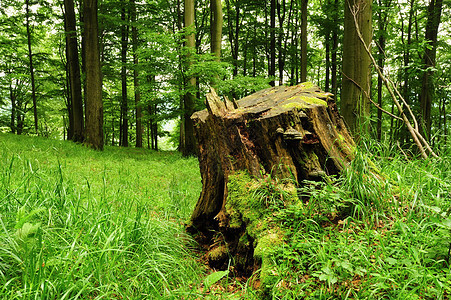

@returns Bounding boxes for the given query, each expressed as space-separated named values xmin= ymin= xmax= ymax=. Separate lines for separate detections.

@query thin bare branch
xmin=348 ymin=1 xmax=438 ymax=159
xmin=342 ymin=71 xmax=402 ymax=121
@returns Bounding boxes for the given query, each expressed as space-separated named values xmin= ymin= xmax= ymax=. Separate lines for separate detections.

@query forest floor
xmin=1 ymin=133 xmax=451 ymax=299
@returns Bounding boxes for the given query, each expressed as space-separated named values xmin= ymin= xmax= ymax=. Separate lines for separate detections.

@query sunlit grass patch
xmin=0 ymin=133 xmax=203 ymax=299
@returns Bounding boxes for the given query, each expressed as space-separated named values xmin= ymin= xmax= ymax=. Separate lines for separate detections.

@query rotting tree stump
xmin=187 ymin=83 xmax=355 ymax=275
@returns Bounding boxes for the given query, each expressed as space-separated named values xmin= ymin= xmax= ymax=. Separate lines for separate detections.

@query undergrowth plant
xmin=0 ymin=133 xmax=203 ymax=299
xmin=221 ymin=137 xmax=451 ymax=299
xmin=2 ymin=133 xmax=451 ymax=299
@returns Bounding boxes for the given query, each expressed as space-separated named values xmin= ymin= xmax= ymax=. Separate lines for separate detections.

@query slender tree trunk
xmin=153 ymin=104 xmax=158 ymax=150
xmin=341 ymin=0 xmax=372 ymax=136
xmin=376 ymin=34 xmax=384 ymax=141
xmin=269 ymin=0 xmax=276 ymax=86
xmin=289 ymin=0 xmax=298 ymax=85
xmin=131 ymin=0 xmax=142 ymax=148
xmin=120 ymin=3 xmax=129 ymax=147
xmin=419 ymin=0 xmax=443 ymax=141
xmin=325 ymin=31 xmax=330 ymax=91
xmin=277 ymin=0 xmax=286 ymax=86
xmin=331 ymin=0 xmax=338 ymax=97
xmin=210 ymin=0 xmax=223 ymax=60
xmin=300 ymin=0 xmax=308 ymax=82
xmin=375 ymin=0 xmax=391 ymax=140
xmin=26 ymin=0 xmax=38 ymax=134
xmin=79 ymin=0 xmax=87 ymax=119
xmin=10 ymin=84 xmax=16 ymax=134
xmin=64 ymin=54 xmax=74 ymax=140
xmin=243 ymin=30 xmax=248 ymax=76
xmin=182 ymin=0 xmax=197 ymax=156
xmin=64 ymin=0 xmax=84 ymax=142
xmin=225 ymin=0 xmax=239 ymax=77
xmin=397 ymin=0 xmax=414 ymax=144
xmin=111 ymin=111 xmax=115 ymax=146
xmin=84 ymin=0 xmax=104 ymax=150
xmin=147 ymin=119 xmax=151 ymax=149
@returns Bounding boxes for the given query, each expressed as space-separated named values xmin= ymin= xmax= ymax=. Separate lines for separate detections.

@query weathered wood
xmin=189 ymin=83 xmax=355 ymax=236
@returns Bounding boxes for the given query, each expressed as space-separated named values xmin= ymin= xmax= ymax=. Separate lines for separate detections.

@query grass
xmin=0 ymin=133 xmax=203 ymax=299
xmin=2 ymin=132 xmax=451 ymax=299
xmin=201 ymin=137 xmax=451 ymax=299
xmin=233 ymin=138 xmax=451 ymax=299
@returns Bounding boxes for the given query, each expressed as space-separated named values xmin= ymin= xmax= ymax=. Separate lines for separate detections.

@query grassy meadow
xmin=0 ymin=133 xmax=203 ymax=299
xmin=1 ymin=133 xmax=451 ymax=299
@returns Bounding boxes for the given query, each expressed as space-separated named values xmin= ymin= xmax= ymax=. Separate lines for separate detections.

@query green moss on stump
xmin=225 ymin=171 xmax=300 ymax=291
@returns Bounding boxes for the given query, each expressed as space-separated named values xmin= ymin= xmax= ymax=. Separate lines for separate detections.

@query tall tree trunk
xmin=277 ymin=0 xmax=286 ymax=86
xmin=269 ymin=0 xmax=276 ymax=86
xmin=64 ymin=0 xmax=84 ymax=142
xmin=210 ymin=0 xmax=223 ymax=60
xmin=226 ymin=0 xmax=240 ymax=78
xmin=341 ymin=0 xmax=372 ymax=136
xmin=152 ymin=104 xmax=158 ymax=150
xmin=26 ymin=0 xmax=38 ymax=134
xmin=79 ymin=0 xmax=87 ymax=119
xmin=120 ymin=3 xmax=129 ymax=147
xmin=376 ymin=34 xmax=384 ymax=141
xmin=325 ymin=30 xmax=330 ymax=91
xmin=111 ymin=111 xmax=115 ymax=146
xmin=331 ymin=0 xmax=339 ymax=97
xmin=182 ymin=0 xmax=197 ymax=156
xmin=419 ymin=0 xmax=443 ymax=141
xmin=289 ymin=0 xmax=298 ymax=85
xmin=131 ymin=0 xmax=142 ymax=148
xmin=397 ymin=0 xmax=414 ymax=144
xmin=9 ymin=84 xmax=16 ymax=134
xmin=300 ymin=0 xmax=308 ymax=82
xmin=64 ymin=54 xmax=74 ymax=140
xmin=375 ymin=0 xmax=391 ymax=140
xmin=84 ymin=0 xmax=104 ymax=150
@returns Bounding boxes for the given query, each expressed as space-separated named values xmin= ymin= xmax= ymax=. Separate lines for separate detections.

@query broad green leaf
xmin=203 ymin=270 xmax=229 ymax=290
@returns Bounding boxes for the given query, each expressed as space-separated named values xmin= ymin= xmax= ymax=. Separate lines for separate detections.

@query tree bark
xmin=277 ymin=0 xmax=286 ymax=86
xmin=26 ymin=0 xmax=38 ymax=134
xmin=300 ymin=0 xmax=308 ymax=83
xmin=188 ymin=83 xmax=355 ymax=244
xmin=63 ymin=0 xmax=84 ymax=143
xmin=375 ymin=0 xmax=392 ymax=141
xmin=331 ymin=0 xmax=339 ymax=97
xmin=325 ymin=30 xmax=330 ymax=91
xmin=398 ymin=0 xmax=414 ymax=145
xmin=341 ymin=0 xmax=372 ymax=136
xmin=131 ymin=0 xmax=143 ymax=148
xmin=9 ymin=84 xmax=16 ymax=134
xmin=84 ymin=0 xmax=104 ymax=150
xmin=419 ymin=0 xmax=443 ymax=141
xmin=225 ymin=0 xmax=240 ymax=78
xmin=269 ymin=0 xmax=276 ymax=86
xmin=210 ymin=0 xmax=223 ymax=60
xmin=120 ymin=2 xmax=129 ymax=147
xmin=182 ymin=0 xmax=197 ymax=156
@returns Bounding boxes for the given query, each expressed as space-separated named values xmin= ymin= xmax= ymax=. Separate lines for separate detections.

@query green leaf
xmin=15 ymin=222 xmax=41 ymax=240
xmin=441 ymin=218 xmax=451 ymax=229
xmin=15 ymin=206 xmax=46 ymax=229
xmin=203 ymin=270 xmax=229 ymax=290
xmin=385 ymin=257 xmax=398 ymax=265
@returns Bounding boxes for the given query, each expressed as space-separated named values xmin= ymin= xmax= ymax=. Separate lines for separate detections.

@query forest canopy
xmin=0 ymin=0 xmax=450 ymax=152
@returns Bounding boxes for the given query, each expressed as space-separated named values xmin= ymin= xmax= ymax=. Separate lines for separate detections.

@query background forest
xmin=2 ymin=0 xmax=451 ymax=298
xmin=0 ymin=0 xmax=450 ymax=152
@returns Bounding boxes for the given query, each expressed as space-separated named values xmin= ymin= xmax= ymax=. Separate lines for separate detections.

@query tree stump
xmin=188 ymin=83 xmax=355 ymax=275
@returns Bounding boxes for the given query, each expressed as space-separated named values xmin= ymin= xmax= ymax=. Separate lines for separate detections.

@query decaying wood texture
xmin=188 ymin=83 xmax=355 ymax=234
